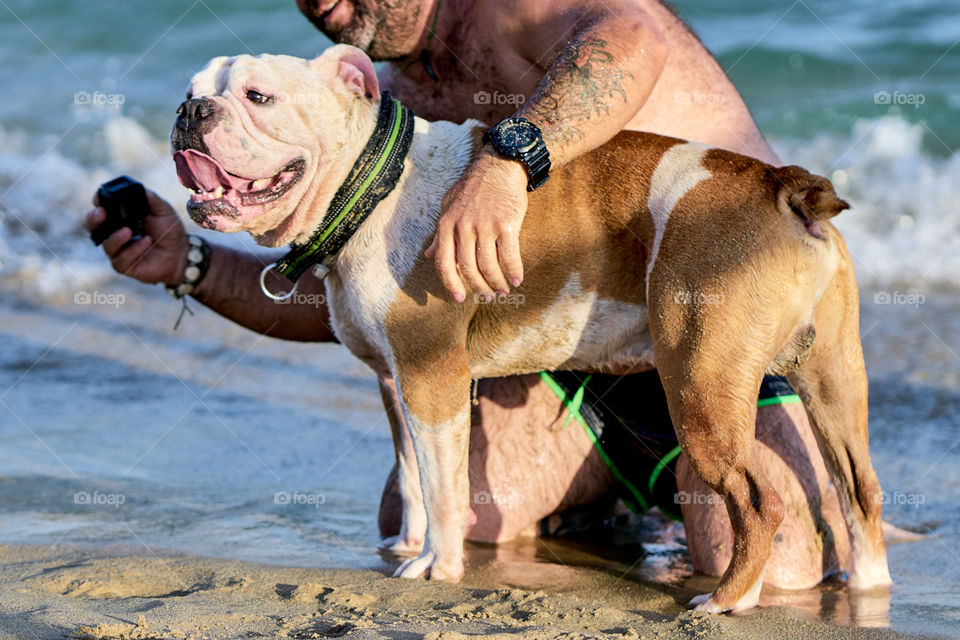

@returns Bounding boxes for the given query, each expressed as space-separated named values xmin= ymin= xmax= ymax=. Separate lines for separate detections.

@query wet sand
xmin=0 ymin=543 xmax=936 ymax=640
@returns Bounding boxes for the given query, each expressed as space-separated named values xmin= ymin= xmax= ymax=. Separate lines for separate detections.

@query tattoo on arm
xmin=522 ymin=35 xmax=634 ymax=151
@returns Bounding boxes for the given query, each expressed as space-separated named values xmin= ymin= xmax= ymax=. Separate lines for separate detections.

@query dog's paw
xmin=688 ymin=585 xmax=761 ymax=614
xmin=393 ymin=551 xmax=436 ymax=579
xmin=392 ymin=550 xmax=463 ymax=582
xmin=848 ymin=558 xmax=893 ymax=591
xmin=379 ymin=534 xmax=424 ymax=556
xmin=689 ymin=593 xmax=727 ymax=614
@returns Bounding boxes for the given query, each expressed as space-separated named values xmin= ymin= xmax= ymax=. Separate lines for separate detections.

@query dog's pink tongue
xmin=173 ymin=149 xmax=248 ymax=192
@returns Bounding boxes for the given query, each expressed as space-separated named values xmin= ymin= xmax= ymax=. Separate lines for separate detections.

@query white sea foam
xmin=773 ymin=115 xmax=960 ymax=289
xmin=0 ymin=116 xmax=262 ymax=300
xmin=0 ymin=114 xmax=957 ymax=300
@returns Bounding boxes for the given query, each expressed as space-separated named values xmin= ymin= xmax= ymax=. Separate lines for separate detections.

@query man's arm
xmin=190 ymin=243 xmax=337 ymax=342
xmin=85 ymin=191 xmax=337 ymax=343
xmin=514 ymin=4 xmax=667 ymax=164
xmin=426 ymin=0 xmax=668 ymax=301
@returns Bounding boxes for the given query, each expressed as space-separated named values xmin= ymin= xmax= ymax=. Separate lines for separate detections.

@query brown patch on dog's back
xmin=467 ymin=132 xmax=682 ymax=362
xmin=647 ymin=147 xmax=841 ymax=383
xmin=387 ymin=131 xmax=685 ymax=381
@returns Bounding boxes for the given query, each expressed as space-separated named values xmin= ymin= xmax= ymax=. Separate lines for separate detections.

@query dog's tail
xmin=766 ymin=165 xmax=849 ymax=238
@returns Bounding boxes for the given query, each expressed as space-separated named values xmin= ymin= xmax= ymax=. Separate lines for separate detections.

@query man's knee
xmin=378 ymin=463 xmax=402 ymax=538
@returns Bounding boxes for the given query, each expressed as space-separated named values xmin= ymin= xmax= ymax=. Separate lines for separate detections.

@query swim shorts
xmin=541 ymin=370 xmax=801 ymax=520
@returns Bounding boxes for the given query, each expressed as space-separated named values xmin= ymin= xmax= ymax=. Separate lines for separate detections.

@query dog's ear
xmin=767 ymin=165 xmax=850 ymax=222
xmin=311 ymin=45 xmax=379 ymax=100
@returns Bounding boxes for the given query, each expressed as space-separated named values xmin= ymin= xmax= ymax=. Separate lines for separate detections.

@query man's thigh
xmin=465 ymin=373 xmax=616 ymax=542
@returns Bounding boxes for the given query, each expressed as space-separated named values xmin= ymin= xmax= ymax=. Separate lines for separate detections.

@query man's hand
xmin=84 ymin=190 xmax=188 ymax=286
xmin=425 ymin=149 xmax=529 ymax=302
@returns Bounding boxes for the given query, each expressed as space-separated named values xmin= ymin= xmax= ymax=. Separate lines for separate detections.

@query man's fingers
xmin=101 ymin=227 xmax=133 ymax=258
xmin=456 ymin=226 xmax=493 ymax=299
xmin=497 ymin=232 xmax=524 ymax=288
xmin=84 ymin=207 xmax=106 ymax=232
xmin=477 ymin=231 xmax=509 ymax=294
xmin=145 ymin=189 xmax=175 ymax=217
xmin=424 ymin=236 xmax=438 ymax=260
xmin=434 ymin=225 xmax=466 ymax=303
xmin=111 ymin=236 xmax=152 ymax=276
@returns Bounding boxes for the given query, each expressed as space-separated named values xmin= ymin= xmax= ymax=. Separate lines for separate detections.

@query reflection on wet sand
xmin=444 ymin=511 xmax=893 ymax=629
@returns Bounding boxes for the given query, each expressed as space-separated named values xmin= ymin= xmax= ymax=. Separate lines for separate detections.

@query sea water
xmin=0 ymin=0 xmax=958 ymax=636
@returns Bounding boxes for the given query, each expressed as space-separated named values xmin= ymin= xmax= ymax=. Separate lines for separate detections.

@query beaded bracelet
xmin=165 ymin=234 xmax=211 ymax=300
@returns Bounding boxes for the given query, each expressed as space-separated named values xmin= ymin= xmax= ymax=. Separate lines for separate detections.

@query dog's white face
xmin=171 ymin=45 xmax=380 ymax=246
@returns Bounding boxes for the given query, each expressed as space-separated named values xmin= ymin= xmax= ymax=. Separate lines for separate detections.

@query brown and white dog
xmin=170 ymin=45 xmax=892 ymax=613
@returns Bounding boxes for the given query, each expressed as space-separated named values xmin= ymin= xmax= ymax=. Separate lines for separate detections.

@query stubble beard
xmin=333 ymin=1 xmax=425 ymax=61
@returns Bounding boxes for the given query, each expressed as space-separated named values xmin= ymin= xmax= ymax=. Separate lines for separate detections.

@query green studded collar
xmin=267 ymin=92 xmax=415 ymax=289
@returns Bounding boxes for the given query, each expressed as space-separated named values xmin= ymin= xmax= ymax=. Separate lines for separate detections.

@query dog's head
xmin=171 ymin=45 xmax=380 ymax=246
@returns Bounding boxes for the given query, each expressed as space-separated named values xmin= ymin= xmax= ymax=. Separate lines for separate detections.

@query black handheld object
xmin=90 ymin=176 xmax=149 ymax=246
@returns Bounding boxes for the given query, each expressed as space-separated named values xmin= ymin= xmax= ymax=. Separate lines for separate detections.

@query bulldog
xmin=170 ymin=45 xmax=892 ymax=613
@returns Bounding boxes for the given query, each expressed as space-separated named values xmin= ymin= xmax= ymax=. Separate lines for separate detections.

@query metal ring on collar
xmin=259 ymin=263 xmax=298 ymax=301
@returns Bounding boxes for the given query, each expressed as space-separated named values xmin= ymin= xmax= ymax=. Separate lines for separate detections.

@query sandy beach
xmin=0 ymin=542 xmax=935 ymax=640
xmin=2 ymin=1 xmax=959 ymax=638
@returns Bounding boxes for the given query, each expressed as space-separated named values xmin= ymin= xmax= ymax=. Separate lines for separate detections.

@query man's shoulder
xmin=484 ymin=0 xmax=664 ymax=67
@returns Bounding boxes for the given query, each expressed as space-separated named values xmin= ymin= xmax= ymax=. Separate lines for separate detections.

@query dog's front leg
xmin=377 ymin=377 xmax=428 ymax=555
xmin=390 ymin=346 xmax=471 ymax=582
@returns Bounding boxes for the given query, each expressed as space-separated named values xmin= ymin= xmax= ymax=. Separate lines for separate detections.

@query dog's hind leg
xmin=656 ymin=358 xmax=784 ymax=612
xmin=649 ymin=278 xmax=789 ymax=613
xmin=787 ymin=243 xmax=891 ymax=591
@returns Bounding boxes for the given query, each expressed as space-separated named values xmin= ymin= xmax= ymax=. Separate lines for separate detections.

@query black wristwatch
xmin=482 ymin=117 xmax=551 ymax=191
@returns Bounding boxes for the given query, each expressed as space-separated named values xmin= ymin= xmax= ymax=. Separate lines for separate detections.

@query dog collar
xmin=260 ymin=91 xmax=415 ymax=300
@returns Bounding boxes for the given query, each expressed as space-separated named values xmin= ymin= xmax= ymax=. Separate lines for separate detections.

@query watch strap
xmin=522 ymin=143 xmax=551 ymax=191
xmin=484 ymin=118 xmax=551 ymax=191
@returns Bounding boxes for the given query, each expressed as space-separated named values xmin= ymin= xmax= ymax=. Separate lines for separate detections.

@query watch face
xmin=496 ymin=119 xmax=538 ymax=153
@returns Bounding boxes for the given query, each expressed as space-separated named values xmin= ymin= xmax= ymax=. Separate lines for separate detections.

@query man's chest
xmin=379 ymin=52 xmax=541 ymax=125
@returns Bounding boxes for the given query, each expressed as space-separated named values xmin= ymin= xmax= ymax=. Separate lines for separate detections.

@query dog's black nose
xmin=171 ymin=97 xmax=221 ymax=153
xmin=176 ymin=98 xmax=215 ymax=124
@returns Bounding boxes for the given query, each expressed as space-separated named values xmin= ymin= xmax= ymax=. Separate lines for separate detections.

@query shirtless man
xmin=85 ymin=0 xmax=849 ymax=588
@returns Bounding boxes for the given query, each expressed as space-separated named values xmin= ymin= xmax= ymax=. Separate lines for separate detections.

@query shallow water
xmin=1 ymin=288 xmax=958 ymax=636
xmin=1 ymin=0 xmax=958 ymax=637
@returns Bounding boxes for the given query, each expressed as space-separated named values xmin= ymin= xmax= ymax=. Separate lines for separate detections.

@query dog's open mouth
xmin=173 ymin=149 xmax=305 ymax=216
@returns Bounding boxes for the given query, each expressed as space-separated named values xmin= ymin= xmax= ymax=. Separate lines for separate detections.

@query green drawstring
xmin=756 ymin=394 xmax=801 ymax=407
xmin=648 ymin=445 xmax=682 ymax=496
xmin=563 ymin=373 xmax=591 ymax=427
xmin=538 ymin=372 xmax=649 ymax=514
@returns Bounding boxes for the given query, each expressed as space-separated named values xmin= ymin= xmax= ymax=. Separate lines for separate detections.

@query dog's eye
xmin=246 ymin=89 xmax=272 ymax=105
